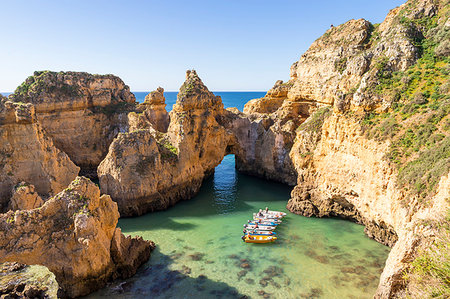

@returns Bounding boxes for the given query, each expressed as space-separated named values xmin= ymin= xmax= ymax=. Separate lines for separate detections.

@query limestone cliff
xmin=256 ymin=0 xmax=450 ymax=297
xmin=0 ymin=176 xmax=154 ymax=297
xmin=98 ymin=70 xmax=231 ymax=216
xmin=129 ymin=87 xmax=170 ymax=133
xmin=9 ymin=71 xmax=136 ymax=177
xmin=0 ymin=99 xmax=79 ymax=212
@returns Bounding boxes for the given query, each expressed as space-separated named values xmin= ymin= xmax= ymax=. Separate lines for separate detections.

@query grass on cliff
xmin=359 ymin=9 xmax=450 ymax=203
xmin=403 ymin=213 xmax=450 ymax=298
xmin=12 ymin=71 xmax=82 ymax=101
xmin=298 ymin=107 xmax=331 ymax=134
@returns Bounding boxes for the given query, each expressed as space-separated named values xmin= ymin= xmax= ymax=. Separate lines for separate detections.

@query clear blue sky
xmin=0 ymin=0 xmax=405 ymax=92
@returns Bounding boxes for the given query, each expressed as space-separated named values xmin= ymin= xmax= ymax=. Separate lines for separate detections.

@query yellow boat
xmin=242 ymin=235 xmax=277 ymax=243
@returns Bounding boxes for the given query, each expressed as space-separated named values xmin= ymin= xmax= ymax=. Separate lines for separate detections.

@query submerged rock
xmin=0 ymin=262 xmax=59 ymax=298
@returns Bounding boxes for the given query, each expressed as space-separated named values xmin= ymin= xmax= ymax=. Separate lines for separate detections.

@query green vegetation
xmin=403 ymin=213 xmax=450 ymax=298
xmin=358 ymin=4 xmax=450 ymax=203
xmin=14 ymin=182 xmax=29 ymax=191
xmin=11 ymin=71 xmax=82 ymax=101
xmin=334 ymin=57 xmax=348 ymax=74
xmin=298 ymin=107 xmax=331 ymax=134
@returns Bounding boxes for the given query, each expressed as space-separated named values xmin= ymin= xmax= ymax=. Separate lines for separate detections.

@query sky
xmin=0 ymin=0 xmax=405 ymax=92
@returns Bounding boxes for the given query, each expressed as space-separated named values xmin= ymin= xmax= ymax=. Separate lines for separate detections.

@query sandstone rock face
xmin=245 ymin=0 xmax=444 ymax=115
xmin=0 ymin=177 xmax=153 ymax=297
xmin=9 ymin=182 xmax=44 ymax=211
xmin=98 ymin=70 xmax=231 ymax=216
xmin=0 ymin=262 xmax=59 ymax=299
xmin=9 ymin=71 xmax=136 ymax=177
xmin=243 ymin=1 xmax=449 ymax=297
xmin=129 ymin=87 xmax=170 ymax=133
xmin=0 ymin=99 xmax=79 ymax=211
xmin=286 ymin=113 xmax=448 ymax=297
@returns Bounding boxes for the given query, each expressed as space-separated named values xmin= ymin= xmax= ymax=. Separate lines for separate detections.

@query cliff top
xmin=173 ymin=70 xmax=223 ymax=111
xmin=9 ymin=71 xmax=136 ymax=108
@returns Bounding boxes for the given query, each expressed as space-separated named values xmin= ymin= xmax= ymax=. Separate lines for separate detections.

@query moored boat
xmin=243 ymin=229 xmax=276 ymax=236
xmin=244 ymin=224 xmax=276 ymax=230
xmin=241 ymin=235 xmax=277 ymax=243
xmin=248 ymin=221 xmax=278 ymax=226
xmin=253 ymin=216 xmax=282 ymax=224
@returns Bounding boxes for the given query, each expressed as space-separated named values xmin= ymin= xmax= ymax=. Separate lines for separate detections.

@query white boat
xmin=253 ymin=213 xmax=282 ymax=220
xmin=260 ymin=210 xmax=287 ymax=217
xmin=244 ymin=224 xmax=276 ymax=231
xmin=253 ymin=216 xmax=282 ymax=224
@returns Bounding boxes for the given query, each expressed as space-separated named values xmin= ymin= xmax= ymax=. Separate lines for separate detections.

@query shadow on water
xmin=89 ymin=248 xmax=246 ymax=299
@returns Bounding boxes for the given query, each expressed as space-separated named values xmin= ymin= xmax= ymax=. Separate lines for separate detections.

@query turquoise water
xmin=88 ymin=155 xmax=390 ymax=299
xmin=133 ymin=91 xmax=266 ymax=112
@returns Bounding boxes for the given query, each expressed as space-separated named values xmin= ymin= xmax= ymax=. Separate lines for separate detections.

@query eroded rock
xmin=0 ymin=176 xmax=154 ymax=297
xmin=9 ymin=71 xmax=136 ymax=177
xmin=0 ymin=99 xmax=79 ymax=212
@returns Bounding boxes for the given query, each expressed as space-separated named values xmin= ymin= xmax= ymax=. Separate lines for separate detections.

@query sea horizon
xmin=1 ymin=91 xmax=266 ymax=112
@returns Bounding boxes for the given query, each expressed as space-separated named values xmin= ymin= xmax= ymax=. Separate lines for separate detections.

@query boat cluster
xmin=241 ymin=208 xmax=287 ymax=243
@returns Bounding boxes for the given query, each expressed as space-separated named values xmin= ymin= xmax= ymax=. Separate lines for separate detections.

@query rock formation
xmin=227 ymin=0 xmax=449 ymax=297
xmin=129 ymin=87 xmax=170 ymax=132
xmin=252 ymin=0 xmax=449 ymax=297
xmin=0 ymin=98 xmax=79 ymax=212
xmin=0 ymin=262 xmax=59 ymax=298
xmin=98 ymin=70 xmax=231 ymax=216
xmin=9 ymin=182 xmax=44 ymax=211
xmin=0 ymin=176 xmax=154 ymax=297
xmin=9 ymin=71 xmax=136 ymax=177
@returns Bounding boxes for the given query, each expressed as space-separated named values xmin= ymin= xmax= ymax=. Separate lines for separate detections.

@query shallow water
xmin=88 ymin=155 xmax=390 ymax=299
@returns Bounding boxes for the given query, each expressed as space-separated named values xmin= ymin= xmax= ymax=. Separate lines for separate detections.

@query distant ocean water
xmin=1 ymin=91 xmax=265 ymax=112
xmin=134 ymin=91 xmax=266 ymax=112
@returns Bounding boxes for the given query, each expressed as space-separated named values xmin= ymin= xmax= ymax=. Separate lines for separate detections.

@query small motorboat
xmin=243 ymin=229 xmax=277 ymax=236
xmin=253 ymin=216 xmax=282 ymax=224
xmin=253 ymin=213 xmax=283 ymax=219
xmin=262 ymin=210 xmax=287 ymax=217
xmin=248 ymin=221 xmax=279 ymax=227
xmin=241 ymin=235 xmax=277 ymax=243
xmin=244 ymin=224 xmax=276 ymax=231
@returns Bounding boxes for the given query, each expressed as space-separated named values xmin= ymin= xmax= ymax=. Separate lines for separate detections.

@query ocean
xmin=87 ymin=155 xmax=389 ymax=299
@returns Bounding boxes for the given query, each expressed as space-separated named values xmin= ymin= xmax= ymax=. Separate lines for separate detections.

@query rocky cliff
xmin=0 ymin=98 xmax=79 ymax=212
xmin=98 ymin=70 xmax=231 ymax=216
xmin=9 ymin=71 xmax=136 ymax=177
xmin=129 ymin=87 xmax=170 ymax=133
xmin=0 ymin=176 xmax=154 ymax=297
xmin=250 ymin=0 xmax=450 ymax=297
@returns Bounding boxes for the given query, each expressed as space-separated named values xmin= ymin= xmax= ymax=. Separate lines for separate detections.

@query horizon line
xmin=1 ymin=90 xmax=268 ymax=94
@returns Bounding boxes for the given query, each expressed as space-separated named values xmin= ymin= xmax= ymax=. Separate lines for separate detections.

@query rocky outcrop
xmin=0 ymin=99 xmax=79 ymax=212
xmin=9 ymin=182 xmax=44 ymax=211
xmin=129 ymin=87 xmax=170 ymax=132
xmin=9 ymin=71 xmax=136 ymax=177
xmin=98 ymin=70 xmax=231 ymax=216
xmin=0 ymin=262 xmax=59 ymax=298
xmin=0 ymin=176 xmax=154 ymax=297
xmin=241 ymin=0 xmax=449 ymax=297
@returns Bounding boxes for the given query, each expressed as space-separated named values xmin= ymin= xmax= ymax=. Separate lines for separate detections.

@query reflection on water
xmin=87 ymin=155 xmax=390 ymax=299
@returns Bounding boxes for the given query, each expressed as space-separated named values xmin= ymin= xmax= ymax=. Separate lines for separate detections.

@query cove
xmin=87 ymin=155 xmax=390 ymax=299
